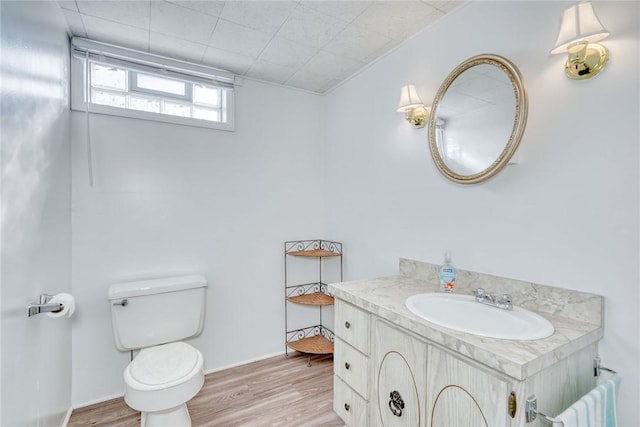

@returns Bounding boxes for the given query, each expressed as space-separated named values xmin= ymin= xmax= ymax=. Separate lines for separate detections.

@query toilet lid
xmin=130 ymin=342 xmax=200 ymax=386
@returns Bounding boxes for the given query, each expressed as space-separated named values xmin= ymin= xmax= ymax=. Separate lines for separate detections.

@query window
xmin=87 ymin=62 xmax=228 ymax=123
xmin=71 ymin=38 xmax=235 ymax=131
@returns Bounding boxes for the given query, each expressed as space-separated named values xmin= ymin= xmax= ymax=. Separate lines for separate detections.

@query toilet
xmin=108 ymin=275 xmax=208 ymax=427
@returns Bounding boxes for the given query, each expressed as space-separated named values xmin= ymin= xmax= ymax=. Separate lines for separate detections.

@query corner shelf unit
xmin=285 ymin=240 xmax=342 ymax=358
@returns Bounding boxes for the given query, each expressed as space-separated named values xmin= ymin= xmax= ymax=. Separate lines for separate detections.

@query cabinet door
xmin=373 ymin=320 xmax=427 ymax=427
xmin=426 ymin=346 xmax=511 ymax=427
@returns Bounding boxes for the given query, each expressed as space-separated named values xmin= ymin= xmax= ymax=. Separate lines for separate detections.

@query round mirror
xmin=428 ymin=54 xmax=528 ymax=184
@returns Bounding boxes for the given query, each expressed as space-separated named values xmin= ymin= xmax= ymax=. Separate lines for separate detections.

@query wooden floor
xmin=68 ymin=353 xmax=343 ymax=427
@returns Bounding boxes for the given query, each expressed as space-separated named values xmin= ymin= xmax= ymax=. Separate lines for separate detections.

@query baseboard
xmin=60 ymin=407 xmax=73 ymax=427
xmin=203 ymin=350 xmax=285 ymax=375
xmin=72 ymin=392 xmax=124 ymax=411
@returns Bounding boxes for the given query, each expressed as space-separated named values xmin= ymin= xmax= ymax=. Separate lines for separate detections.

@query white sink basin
xmin=405 ymin=293 xmax=554 ymax=340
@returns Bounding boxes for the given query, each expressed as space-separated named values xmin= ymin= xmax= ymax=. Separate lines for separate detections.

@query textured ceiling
xmin=58 ymin=1 xmax=462 ymax=94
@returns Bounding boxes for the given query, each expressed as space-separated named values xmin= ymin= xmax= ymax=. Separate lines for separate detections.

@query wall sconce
xmin=397 ymin=84 xmax=429 ymax=129
xmin=551 ymin=1 xmax=610 ymax=80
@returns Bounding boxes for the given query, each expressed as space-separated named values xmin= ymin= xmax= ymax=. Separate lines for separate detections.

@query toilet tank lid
xmin=108 ymin=274 xmax=208 ymax=300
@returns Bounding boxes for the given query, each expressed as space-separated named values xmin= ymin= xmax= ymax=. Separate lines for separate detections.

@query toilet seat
xmin=130 ymin=342 xmax=200 ymax=386
xmin=124 ymin=342 xmax=204 ymax=413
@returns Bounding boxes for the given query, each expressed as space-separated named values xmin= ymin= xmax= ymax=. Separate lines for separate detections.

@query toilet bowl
xmin=124 ymin=342 xmax=204 ymax=426
xmin=109 ymin=275 xmax=208 ymax=427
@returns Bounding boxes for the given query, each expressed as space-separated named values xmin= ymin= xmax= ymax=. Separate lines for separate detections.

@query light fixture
xmin=397 ymin=84 xmax=429 ymax=129
xmin=551 ymin=1 xmax=610 ymax=80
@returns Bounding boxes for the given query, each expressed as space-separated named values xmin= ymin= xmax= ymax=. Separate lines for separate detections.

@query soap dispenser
xmin=439 ymin=252 xmax=456 ymax=293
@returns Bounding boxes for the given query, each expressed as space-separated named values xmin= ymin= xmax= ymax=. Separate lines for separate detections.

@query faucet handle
xmin=473 ymin=288 xmax=486 ymax=298
xmin=498 ymin=293 xmax=513 ymax=310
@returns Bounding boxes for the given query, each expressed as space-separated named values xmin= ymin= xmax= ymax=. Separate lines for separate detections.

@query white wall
xmin=71 ymin=79 xmax=325 ymax=405
xmin=0 ymin=2 xmax=72 ymax=425
xmin=323 ymin=1 xmax=639 ymax=425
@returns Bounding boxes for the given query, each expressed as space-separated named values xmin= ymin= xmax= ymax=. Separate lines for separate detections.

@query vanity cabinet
xmin=333 ymin=296 xmax=597 ymax=427
xmin=330 ymin=260 xmax=603 ymax=427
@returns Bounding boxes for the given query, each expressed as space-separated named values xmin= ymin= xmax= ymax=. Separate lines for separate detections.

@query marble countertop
xmin=328 ymin=272 xmax=603 ymax=381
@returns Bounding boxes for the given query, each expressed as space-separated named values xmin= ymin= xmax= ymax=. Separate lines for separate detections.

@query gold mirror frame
xmin=428 ymin=54 xmax=528 ymax=184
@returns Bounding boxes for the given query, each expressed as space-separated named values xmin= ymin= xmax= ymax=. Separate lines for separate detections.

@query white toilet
xmin=108 ymin=275 xmax=208 ymax=427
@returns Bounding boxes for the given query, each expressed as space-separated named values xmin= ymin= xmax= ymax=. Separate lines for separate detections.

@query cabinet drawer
xmin=334 ymin=375 xmax=368 ymax=427
xmin=335 ymin=299 xmax=371 ymax=354
xmin=335 ymin=338 xmax=369 ymax=398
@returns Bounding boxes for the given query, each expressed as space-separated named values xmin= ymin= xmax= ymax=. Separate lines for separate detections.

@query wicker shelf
xmin=287 ymin=335 xmax=334 ymax=355
xmin=287 ymin=292 xmax=335 ymax=306
xmin=287 ymin=249 xmax=342 ymax=257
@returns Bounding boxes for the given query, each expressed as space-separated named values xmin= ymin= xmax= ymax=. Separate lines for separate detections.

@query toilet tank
xmin=108 ymin=275 xmax=207 ymax=351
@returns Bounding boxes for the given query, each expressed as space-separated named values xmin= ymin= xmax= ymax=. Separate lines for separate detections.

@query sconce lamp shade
xmin=550 ymin=1 xmax=610 ymax=80
xmin=397 ymin=84 xmax=424 ymax=112
xmin=397 ymin=84 xmax=428 ymax=128
xmin=551 ymin=1 xmax=609 ymax=54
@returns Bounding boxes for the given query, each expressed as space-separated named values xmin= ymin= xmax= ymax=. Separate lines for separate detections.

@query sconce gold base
xmin=565 ymin=43 xmax=609 ymax=80
xmin=405 ymin=106 xmax=428 ymax=129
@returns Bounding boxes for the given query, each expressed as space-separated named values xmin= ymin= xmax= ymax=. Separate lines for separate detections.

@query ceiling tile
xmin=76 ymin=1 xmax=150 ymax=30
xmin=202 ymin=46 xmax=255 ymax=75
xmin=352 ymin=1 xmax=441 ymax=40
xmin=61 ymin=9 xmax=87 ymax=37
xmin=245 ymin=60 xmax=296 ymax=85
xmin=258 ymin=36 xmax=316 ymax=68
xmin=165 ymin=0 xmax=225 ymax=17
xmin=150 ymin=1 xmax=217 ymax=45
xmin=220 ymin=1 xmax=297 ymax=35
xmin=276 ymin=5 xmax=348 ymax=49
xmin=323 ymin=24 xmax=396 ymax=63
xmin=149 ymin=32 xmax=207 ymax=64
xmin=83 ymin=15 xmax=149 ymax=52
xmin=209 ymin=20 xmax=273 ymax=58
xmin=286 ymin=69 xmax=339 ymax=93
xmin=301 ymin=1 xmax=372 ymax=23
xmin=302 ymin=50 xmax=363 ymax=78
xmin=362 ymin=39 xmax=402 ymax=64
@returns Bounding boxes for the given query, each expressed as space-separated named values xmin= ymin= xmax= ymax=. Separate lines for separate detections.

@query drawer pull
xmin=389 ymin=390 xmax=404 ymax=417
xmin=344 ymin=403 xmax=350 ymax=411
xmin=345 ymin=362 xmax=351 ymax=370
xmin=345 ymin=321 xmax=351 ymax=329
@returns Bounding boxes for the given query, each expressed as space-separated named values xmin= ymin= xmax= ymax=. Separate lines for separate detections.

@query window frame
xmin=70 ymin=38 xmax=235 ymax=132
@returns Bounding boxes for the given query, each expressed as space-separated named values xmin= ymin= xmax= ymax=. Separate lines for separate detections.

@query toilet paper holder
xmin=27 ymin=294 xmax=64 ymax=317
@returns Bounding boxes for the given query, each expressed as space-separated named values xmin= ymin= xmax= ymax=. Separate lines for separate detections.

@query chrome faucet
xmin=473 ymin=288 xmax=513 ymax=310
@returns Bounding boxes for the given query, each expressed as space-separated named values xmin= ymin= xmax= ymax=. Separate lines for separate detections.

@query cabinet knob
xmin=345 ymin=321 xmax=351 ymax=329
xmin=344 ymin=403 xmax=350 ymax=412
xmin=345 ymin=362 xmax=351 ymax=370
